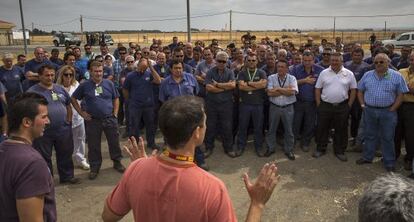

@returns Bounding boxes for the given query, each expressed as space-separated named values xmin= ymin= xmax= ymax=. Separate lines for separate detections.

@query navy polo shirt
xmin=103 ymin=66 xmax=114 ymax=79
xmin=205 ymin=67 xmax=235 ymax=103
xmin=344 ymin=61 xmax=370 ymax=82
xmin=72 ymin=79 xmax=119 ymax=118
xmin=238 ymin=69 xmax=267 ymax=105
xmin=159 ymin=72 xmax=199 ymax=102
xmin=0 ymin=66 xmax=25 ymax=101
xmin=168 ymin=61 xmax=193 ymax=74
xmin=291 ymin=64 xmax=324 ymax=102
xmin=153 ymin=64 xmax=170 ymax=102
xmin=24 ymin=59 xmax=56 ymax=73
xmin=27 ymin=84 xmax=70 ymax=135
xmin=123 ymin=70 xmax=154 ymax=108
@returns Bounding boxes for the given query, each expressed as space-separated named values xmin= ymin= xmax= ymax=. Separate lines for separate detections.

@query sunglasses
xmin=126 ymin=61 xmax=134 ymax=64
xmin=217 ymin=60 xmax=227 ymax=64
xmin=63 ymin=73 xmax=74 ymax=77
xmin=143 ymin=52 xmax=150 ymax=55
xmin=374 ymin=61 xmax=385 ymax=64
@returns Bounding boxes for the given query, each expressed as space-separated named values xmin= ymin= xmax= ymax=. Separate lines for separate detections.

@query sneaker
xmin=79 ymin=161 xmax=90 ymax=170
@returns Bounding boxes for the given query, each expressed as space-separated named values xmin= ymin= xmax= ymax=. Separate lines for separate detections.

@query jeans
xmin=266 ymin=104 xmax=295 ymax=153
xmin=205 ymin=100 xmax=233 ymax=153
xmin=293 ymin=100 xmax=316 ymax=147
xmin=237 ymin=104 xmax=264 ymax=152
xmin=362 ymin=107 xmax=397 ymax=168
xmin=85 ymin=116 xmax=123 ymax=172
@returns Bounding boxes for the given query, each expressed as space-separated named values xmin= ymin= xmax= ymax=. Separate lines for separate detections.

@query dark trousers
xmin=33 ymin=127 xmax=74 ymax=182
xmin=153 ymin=100 xmax=162 ymax=135
xmin=315 ymin=101 xmax=349 ymax=154
xmin=129 ymin=105 xmax=156 ymax=148
xmin=395 ymin=102 xmax=414 ymax=161
xmin=205 ymin=100 xmax=233 ymax=153
xmin=85 ymin=117 xmax=123 ymax=172
xmin=350 ymin=100 xmax=362 ymax=138
xmin=293 ymin=100 xmax=316 ymax=147
xmin=237 ymin=103 xmax=264 ymax=152
xmin=117 ymin=88 xmax=125 ymax=125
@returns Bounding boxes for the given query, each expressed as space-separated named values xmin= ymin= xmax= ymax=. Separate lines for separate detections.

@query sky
xmin=1 ymin=0 xmax=414 ymax=32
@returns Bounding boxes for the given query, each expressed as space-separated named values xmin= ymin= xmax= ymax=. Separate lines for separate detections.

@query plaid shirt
xmin=113 ymin=59 xmax=126 ymax=87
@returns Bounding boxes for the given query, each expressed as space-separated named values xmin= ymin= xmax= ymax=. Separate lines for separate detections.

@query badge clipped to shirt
xmin=161 ymin=67 xmax=165 ymax=73
xmin=95 ymin=86 xmax=103 ymax=96
xmin=248 ymin=91 xmax=253 ymax=95
xmin=51 ymin=92 xmax=59 ymax=101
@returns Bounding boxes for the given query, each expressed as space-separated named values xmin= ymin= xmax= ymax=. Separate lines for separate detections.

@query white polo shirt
xmin=315 ymin=66 xmax=357 ymax=103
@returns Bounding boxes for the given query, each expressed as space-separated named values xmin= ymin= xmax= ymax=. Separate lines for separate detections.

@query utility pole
xmin=80 ymin=15 xmax=84 ymax=44
xmin=333 ymin=16 xmax=336 ymax=41
xmin=18 ymin=0 xmax=28 ymax=55
xmin=186 ymin=0 xmax=191 ymax=42
xmin=384 ymin=21 xmax=387 ymax=39
xmin=229 ymin=10 xmax=232 ymax=42
xmin=31 ymin=22 xmax=34 ymax=31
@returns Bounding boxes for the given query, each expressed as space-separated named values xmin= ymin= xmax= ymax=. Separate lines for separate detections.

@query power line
xmin=33 ymin=18 xmax=78 ymax=27
xmin=232 ymin=10 xmax=414 ymax=18
xmin=83 ymin=11 xmax=228 ymax=23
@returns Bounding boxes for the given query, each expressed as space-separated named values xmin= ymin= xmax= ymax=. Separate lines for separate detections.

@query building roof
xmin=0 ymin=20 xmax=16 ymax=30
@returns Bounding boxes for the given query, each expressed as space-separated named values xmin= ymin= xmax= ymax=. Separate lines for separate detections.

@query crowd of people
xmin=0 ymin=34 xmax=414 ymax=221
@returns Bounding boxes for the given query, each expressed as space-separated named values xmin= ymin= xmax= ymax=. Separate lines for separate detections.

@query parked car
xmin=382 ymin=32 xmax=414 ymax=48
xmin=104 ymin=34 xmax=114 ymax=45
xmin=53 ymin=32 xmax=81 ymax=47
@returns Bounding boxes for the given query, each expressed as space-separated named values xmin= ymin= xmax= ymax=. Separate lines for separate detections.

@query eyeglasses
xmin=247 ymin=60 xmax=256 ymax=62
xmin=126 ymin=61 xmax=134 ymax=64
xmin=217 ymin=60 xmax=227 ymax=64
xmin=374 ymin=61 xmax=385 ymax=64
xmin=63 ymin=73 xmax=74 ymax=77
xmin=322 ymin=53 xmax=331 ymax=56
xmin=143 ymin=52 xmax=150 ymax=55
xmin=175 ymin=55 xmax=184 ymax=57
xmin=119 ymin=52 xmax=126 ymax=55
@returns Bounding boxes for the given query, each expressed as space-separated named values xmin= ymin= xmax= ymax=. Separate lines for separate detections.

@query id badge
xmin=51 ymin=93 xmax=58 ymax=101
xmin=248 ymin=91 xmax=253 ymax=95
xmin=161 ymin=67 xmax=165 ymax=73
xmin=95 ymin=86 xmax=103 ymax=96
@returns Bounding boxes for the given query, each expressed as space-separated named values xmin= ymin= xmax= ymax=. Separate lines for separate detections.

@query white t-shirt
xmin=315 ymin=66 xmax=357 ymax=103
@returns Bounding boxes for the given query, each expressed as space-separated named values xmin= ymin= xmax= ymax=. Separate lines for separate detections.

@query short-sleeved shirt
xmin=391 ymin=57 xmax=410 ymax=70
xmin=123 ymin=70 xmax=155 ymax=108
xmin=238 ymin=68 xmax=267 ymax=105
xmin=27 ymin=84 xmax=71 ymax=135
xmin=75 ymin=58 xmax=89 ymax=80
xmin=315 ymin=66 xmax=357 ymax=103
xmin=358 ymin=69 xmax=409 ymax=107
xmin=344 ymin=61 xmax=370 ymax=82
xmin=24 ymin=59 xmax=56 ymax=74
xmin=103 ymin=66 xmax=114 ymax=79
xmin=399 ymin=68 xmax=414 ymax=103
xmin=205 ymin=67 xmax=235 ymax=103
xmin=195 ymin=60 xmax=216 ymax=77
xmin=72 ymin=79 xmax=119 ymax=118
xmin=152 ymin=64 xmax=171 ymax=102
xmin=159 ymin=72 xmax=199 ymax=102
xmin=106 ymin=157 xmax=236 ymax=222
xmin=50 ymin=58 xmax=64 ymax=67
xmin=290 ymin=64 xmax=324 ymax=102
xmin=0 ymin=142 xmax=56 ymax=222
xmin=267 ymin=73 xmax=298 ymax=106
xmin=260 ymin=64 xmax=277 ymax=77
xmin=0 ymin=66 xmax=25 ymax=101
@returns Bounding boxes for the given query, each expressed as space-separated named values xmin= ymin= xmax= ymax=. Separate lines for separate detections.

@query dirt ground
xmin=53 ymin=130 xmax=409 ymax=222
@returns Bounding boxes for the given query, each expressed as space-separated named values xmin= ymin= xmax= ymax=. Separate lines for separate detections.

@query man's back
xmin=106 ymin=156 xmax=236 ymax=222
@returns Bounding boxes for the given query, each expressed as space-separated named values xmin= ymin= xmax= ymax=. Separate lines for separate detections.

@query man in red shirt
xmin=102 ymin=96 xmax=279 ymax=222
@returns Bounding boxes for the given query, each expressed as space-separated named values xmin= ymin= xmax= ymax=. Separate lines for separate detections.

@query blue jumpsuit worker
xmin=0 ymin=52 xmax=25 ymax=103
xmin=123 ymin=58 xmax=161 ymax=150
xmin=237 ymin=54 xmax=268 ymax=157
xmin=71 ymin=61 xmax=125 ymax=180
xmin=28 ymin=64 xmax=79 ymax=184
xmin=204 ymin=51 xmax=237 ymax=158
xmin=159 ymin=61 xmax=208 ymax=170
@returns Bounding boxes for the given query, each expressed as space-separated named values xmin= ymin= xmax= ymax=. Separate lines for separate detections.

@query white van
xmin=382 ymin=32 xmax=414 ymax=48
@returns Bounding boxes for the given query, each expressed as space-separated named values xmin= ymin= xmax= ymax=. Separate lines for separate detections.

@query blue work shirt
xmin=72 ymin=79 xmax=119 ymax=118
xmin=27 ymin=84 xmax=71 ymax=135
xmin=123 ymin=70 xmax=155 ymax=108
xmin=103 ymin=66 xmax=114 ymax=79
xmin=290 ymin=64 xmax=324 ymax=102
xmin=159 ymin=72 xmax=199 ymax=102
xmin=153 ymin=64 xmax=170 ymax=102
xmin=75 ymin=58 xmax=88 ymax=80
xmin=205 ymin=67 xmax=235 ymax=103
xmin=344 ymin=61 xmax=370 ymax=82
xmin=24 ymin=59 xmax=56 ymax=73
xmin=0 ymin=66 xmax=25 ymax=101
xmin=358 ymin=69 xmax=409 ymax=107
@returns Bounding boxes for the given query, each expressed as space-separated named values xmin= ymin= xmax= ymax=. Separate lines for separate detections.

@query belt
xmin=366 ymin=104 xmax=392 ymax=109
xmin=321 ymin=100 xmax=347 ymax=106
xmin=271 ymin=103 xmax=293 ymax=108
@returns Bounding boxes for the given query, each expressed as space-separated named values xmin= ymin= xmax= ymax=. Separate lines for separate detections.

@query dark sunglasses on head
xmin=63 ymin=73 xmax=74 ymax=77
xmin=374 ymin=61 xmax=385 ymax=64
xmin=217 ymin=60 xmax=227 ymax=64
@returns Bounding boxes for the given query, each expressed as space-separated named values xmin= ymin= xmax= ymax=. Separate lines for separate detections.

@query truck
xmin=382 ymin=32 xmax=414 ymax=48
xmin=53 ymin=32 xmax=81 ymax=47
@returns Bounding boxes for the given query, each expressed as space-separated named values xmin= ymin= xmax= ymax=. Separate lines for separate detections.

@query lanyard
xmin=162 ymin=150 xmax=194 ymax=163
xmin=277 ymin=75 xmax=287 ymax=88
xmin=247 ymin=69 xmax=257 ymax=82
